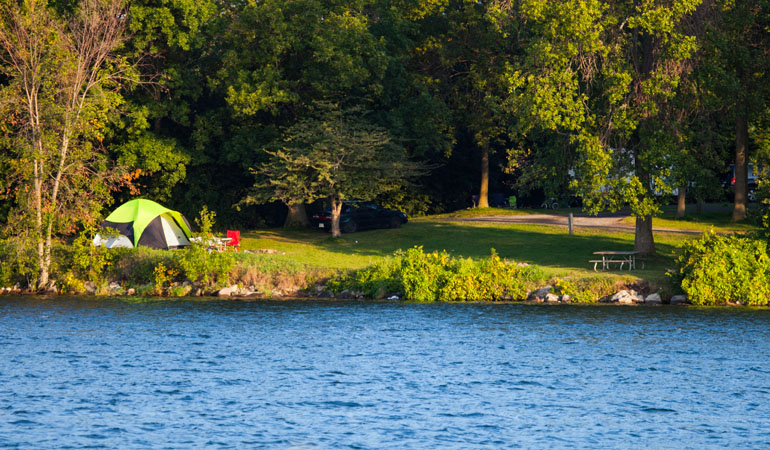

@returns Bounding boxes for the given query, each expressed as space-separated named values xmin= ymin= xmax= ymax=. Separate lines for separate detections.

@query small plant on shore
xmin=0 ymin=238 xmax=37 ymax=289
xmin=177 ymin=206 xmax=234 ymax=289
xmin=327 ymin=256 xmax=402 ymax=299
xmin=153 ymin=263 xmax=178 ymax=295
xmin=70 ymin=225 xmax=117 ymax=282
xmin=674 ymin=231 xmax=770 ymax=305
xmin=178 ymin=244 xmax=234 ymax=289
xmin=58 ymin=226 xmax=129 ymax=293
xmin=554 ymin=277 xmax=617 ymax=303
xmin=195 ymin=206 xmax=216 ymax=236
xmin=330 ymin=246 xmax=546 ymax=302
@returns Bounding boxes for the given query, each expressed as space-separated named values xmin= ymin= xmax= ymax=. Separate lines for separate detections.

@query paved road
xmin=449 ymin=213 xmax=706 ymax=234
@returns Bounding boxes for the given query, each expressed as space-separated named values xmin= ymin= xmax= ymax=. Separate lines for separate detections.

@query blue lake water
xmin=1 ymin=297 xmax=769 ymax=449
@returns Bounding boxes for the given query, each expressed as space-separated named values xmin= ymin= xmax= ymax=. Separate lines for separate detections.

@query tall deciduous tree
xmin=217 ymin=0 xmax=393 ymax=226
xmin=697 ymin=0 xmax=770 ymax=221
xmin=409 ymin=0 xmax=518 ymax=209
xmin=242 ymin=102 xmax=422 ymax=237
xmin=0 ymin=0 xmax=133 ymax=289
xmin=505 ymin=0 xmax=701 ymax=254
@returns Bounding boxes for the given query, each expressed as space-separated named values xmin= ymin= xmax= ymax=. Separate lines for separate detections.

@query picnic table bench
xmin=591 ymin=251 xmax=642 ymax=271
xmin=190 ymin=236 xmax=232 ymax=252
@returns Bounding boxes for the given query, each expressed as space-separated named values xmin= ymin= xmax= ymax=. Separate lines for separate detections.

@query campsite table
xmin=190 ymin=236 xmax=232 ymax=252
xmin=591 ymin=251 xmax=640 ymax=271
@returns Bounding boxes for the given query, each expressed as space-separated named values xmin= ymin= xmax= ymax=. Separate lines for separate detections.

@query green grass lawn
xmin=240 ymin=218 xmax=701 ymax=285
xmin=426 ymin=207 xmax=535 ymax=219
xmin=619 ymin=209 xmax=760 ymax=233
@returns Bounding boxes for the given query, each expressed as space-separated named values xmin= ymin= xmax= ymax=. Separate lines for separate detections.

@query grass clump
xmin=329 ymin=246 xmax=546 ymax=302
xmin=553 ymin=277 xmax=625 ymax=303
xmin=230 ymin=253 xmax=329 ymax=295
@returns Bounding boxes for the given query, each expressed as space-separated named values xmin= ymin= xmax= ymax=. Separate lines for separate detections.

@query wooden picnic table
xmin=590 ymin=250 xmax=641 ymax=271
xmin=190 ymin=236 xmax=232 ymax=252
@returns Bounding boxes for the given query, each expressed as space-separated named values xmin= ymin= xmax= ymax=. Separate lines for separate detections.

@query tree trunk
xmin=732 ymin=114 xmax=749 ymax=222
xmin=38 ymin=134 xmax=70 ymax=290
xmin=478 ymin=146 xmax=489 ymax=208
xmin=676 ymin=187 xmax=686 ymax=218
xmin=632 ymin=134 xmax=656 ymax=255
xmin=696 ymin=198 xmax=704 ymax=216
xmin=34 ymin=159 xmax=45 ymax=290
xmin=330 ymin=198 xmax=343 ymax=238
xmin=634 ymin=214 xmax=656 ymax=255
xmin=284 ymin=203 xmax=309 ymax=228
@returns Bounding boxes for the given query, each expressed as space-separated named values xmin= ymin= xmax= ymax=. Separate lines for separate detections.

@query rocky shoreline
xmin=1 ymin=282 xmax=696 ymax=305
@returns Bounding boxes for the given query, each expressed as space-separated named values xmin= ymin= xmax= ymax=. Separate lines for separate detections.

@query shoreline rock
xmin=644 ymin=293 xmax=663 ymax=305
xmin=670 ymin=294 xmax=690 ymax=305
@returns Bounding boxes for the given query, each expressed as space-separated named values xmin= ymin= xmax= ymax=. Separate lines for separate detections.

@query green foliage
xmin=177 ymin=243 xmax=234 ymax=289
xmin=327 ymin=256 xmax=403 ymax=299
xmin=114 ymin=133 xmax=190 ymax=202
xmin=243 ymin=102 xmax=423 ymax=209
xmin=111 ymin=246 xmax=175 ymax=285
xmin=57 ymin=225 xmax=129 ymax=293
xmin=506 ymin=0 xmax=705 ymax=253
xmin=230 ymin=252 xmax=329 ymax=294
xmin=195 ymin=206 xmax=217 ymax=235
xmin=153 ymin=262 xmax=178 ymax=295
xmin=0 ymin=238 xmax=38 ymax=288
xmin=178 ymin=206 xmax=234 ymax=288
xmin=69 ymin=226 xmax=115 ymax=283
xmin=674 ymin=232 xmax=770 ymax=305
xmin=329 ymin=246 xmax=546 ymax=302
xmin=0 ymin=0 xmax=137 ymax=288
xmin=554 ymin=277 xmax=618 ymax=304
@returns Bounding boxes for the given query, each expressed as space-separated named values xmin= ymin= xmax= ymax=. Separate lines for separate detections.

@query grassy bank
xmin=2 ymin=208 xmax=760 ymax=303
xmin=242 ymin=218 xmax=687 ymax=282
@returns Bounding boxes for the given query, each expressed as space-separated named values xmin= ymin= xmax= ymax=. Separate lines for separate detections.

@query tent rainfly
xmin=93 ymin=199 xmax=193 ymax=250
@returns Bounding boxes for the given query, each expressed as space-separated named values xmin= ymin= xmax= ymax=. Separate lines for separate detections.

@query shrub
xmin=329 ymin=246 xmax=546 ymax=302
xmin=554 ymin=277 xmax=618 ymax=303
xmin=153 ymin=262 xmax=179 ymax=295
xmin=111 ymin=246 xmax=173 ymax=285
xmin=230 ymin=253 xmax=327 ymax=294
xmin=327 ymin=256 xmax=402 ymax=299
xmin=674 ymin=231 xmax=770 ymax=305
xmin=177 ymin=242 xmax=234 ymax=289
xmin=0 ymin=237 xmax=37 ymax=288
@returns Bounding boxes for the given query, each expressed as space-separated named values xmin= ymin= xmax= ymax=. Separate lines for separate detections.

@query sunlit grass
xmin=422 ymin=207 xmax=535 ymax=219
xmin=619 ymin=210 xmax=759 ymax=233
xmin=240 ymin=219 xmax=703 ymax=285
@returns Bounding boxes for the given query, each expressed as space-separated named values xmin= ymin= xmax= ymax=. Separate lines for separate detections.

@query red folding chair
xmin=226 ymin=230 xmax=241 ymax=251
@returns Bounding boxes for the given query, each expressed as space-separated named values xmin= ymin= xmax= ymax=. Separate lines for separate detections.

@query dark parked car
xmin=311 ymin=201 xmax=408 ymax=233
xmin=723 ymin=163 xmax=759 ymax=202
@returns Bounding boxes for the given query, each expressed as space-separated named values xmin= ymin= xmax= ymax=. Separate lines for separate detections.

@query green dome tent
xmin=94 ymin=199 xmax=193 ymax=249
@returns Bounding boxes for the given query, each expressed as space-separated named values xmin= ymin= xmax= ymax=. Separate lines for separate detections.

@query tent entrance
xmin=160 ymin=214 xmax=190 ymax=249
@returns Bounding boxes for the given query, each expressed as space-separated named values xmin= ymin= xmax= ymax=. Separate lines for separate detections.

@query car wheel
xmin=342 ymin=220 xmax=357 ymax=233
xmin=389 ymin=216 xmax=401 ymax=229
xmin=748 ymin=189 xmax=756 ymax=202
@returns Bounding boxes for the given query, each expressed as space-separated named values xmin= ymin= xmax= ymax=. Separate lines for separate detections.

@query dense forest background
xmin=1 ymin=0 xmax=769 ymax=243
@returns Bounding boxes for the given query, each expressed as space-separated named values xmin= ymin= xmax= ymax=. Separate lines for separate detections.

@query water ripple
xmin=0 ymin=297 xmax=769 ymax=448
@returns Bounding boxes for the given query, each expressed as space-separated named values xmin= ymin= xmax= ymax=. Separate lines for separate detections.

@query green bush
xmin=554 ymin=277 xmax=618 ymax=303
xmin=0 ymin=238 xmax=37 ymax=288
xmin=111 ymin=246 xmax=174 ymax=285
xmin=327 ymin=256 xmax=402 ymax=299
xmin=177 ymin=243 xmax=234 ymax=289
xmin=674 ymin=232 xmax=770 ymax=305
xmin=330 ymin=246 xmax=546 ymax=302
